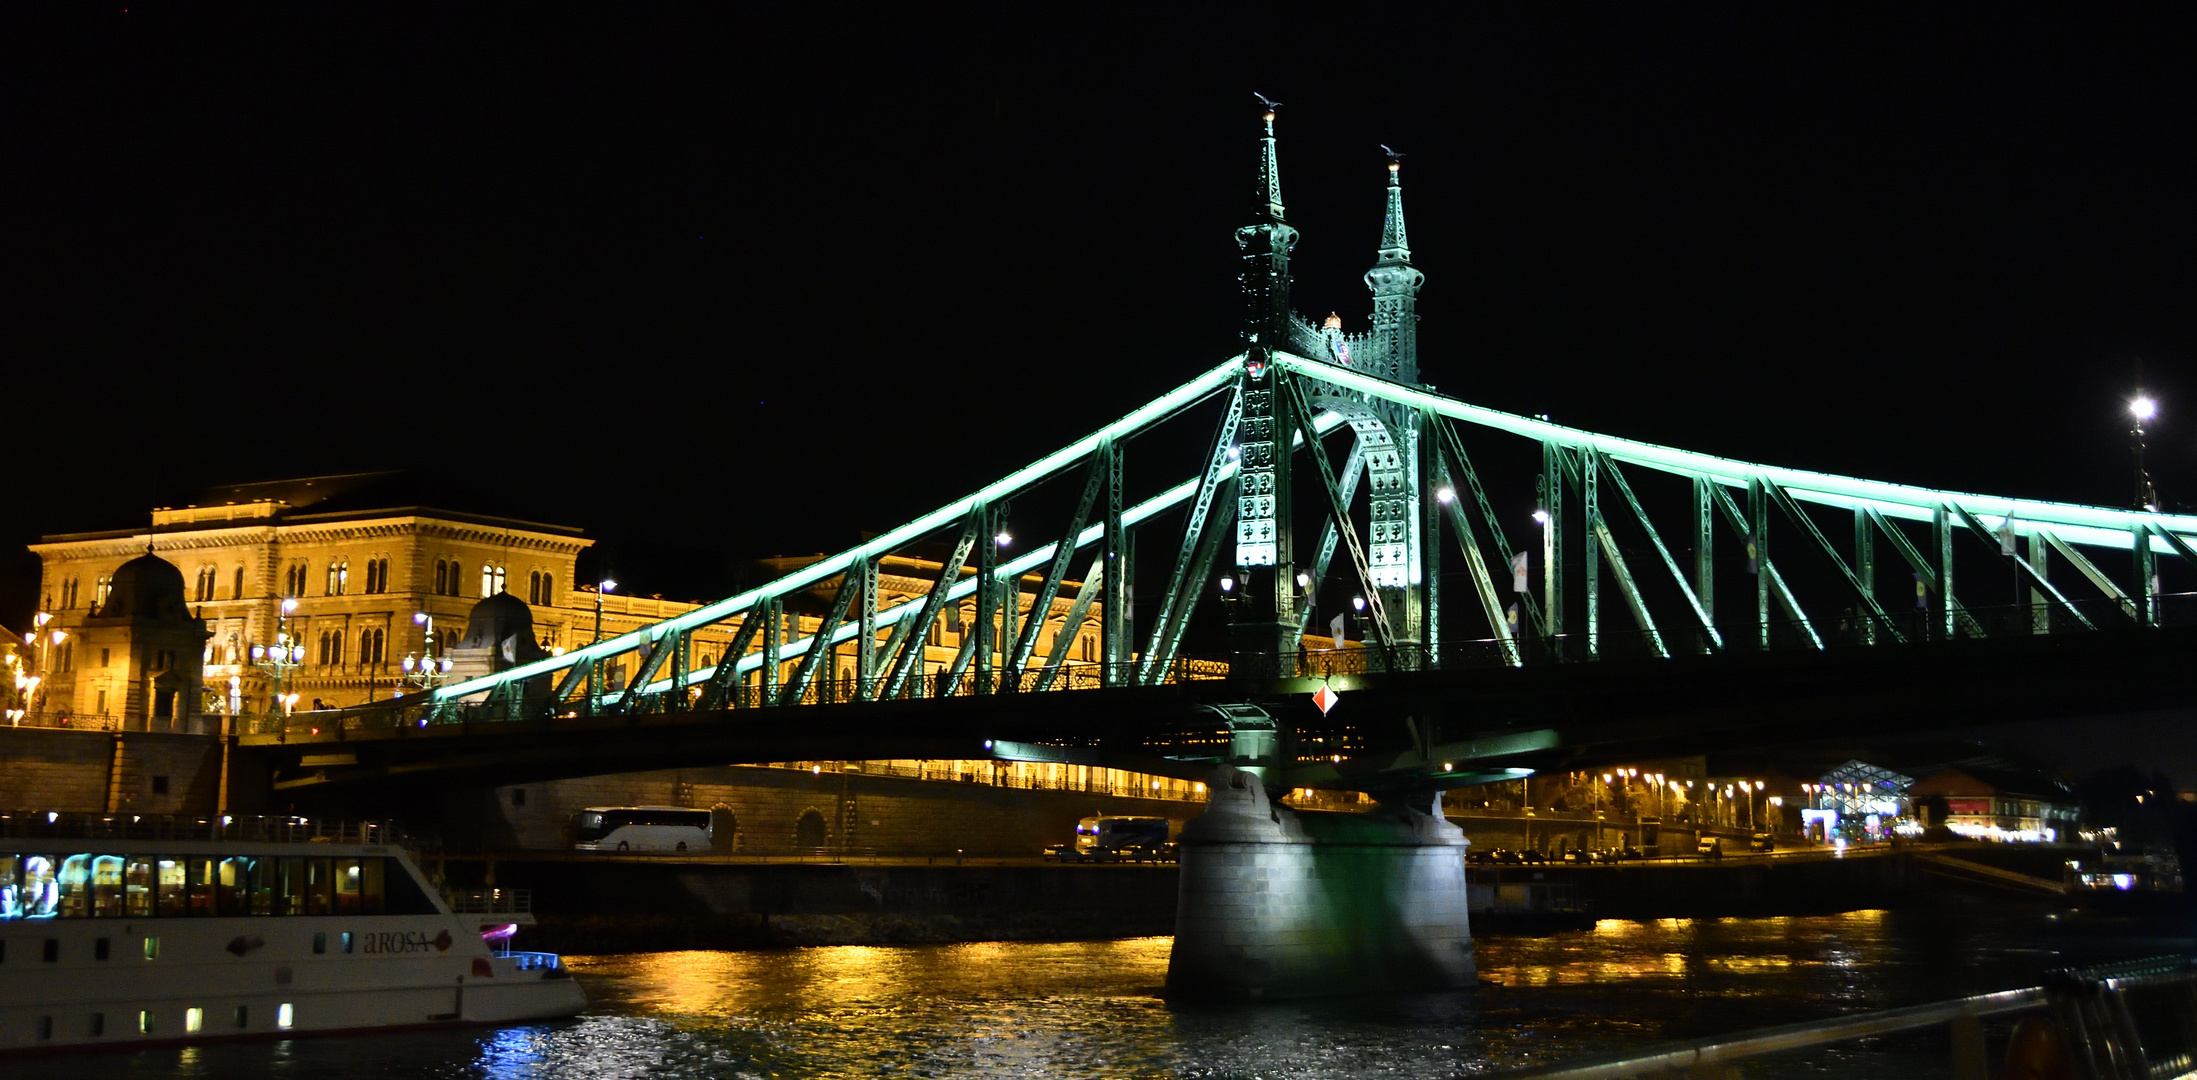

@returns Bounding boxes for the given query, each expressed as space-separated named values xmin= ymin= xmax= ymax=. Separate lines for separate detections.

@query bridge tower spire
xmin=1239 ymin=96 xmax=1299 ymax=363
xmin=1365 ymin=151 xmax=1424 ymax=384
xmin=1232 ymin=95 xmax=1302 ymax=658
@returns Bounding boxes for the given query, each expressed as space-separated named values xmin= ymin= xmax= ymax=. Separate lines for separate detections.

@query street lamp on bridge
xmin=250 ymin=598 xmax=305 ymax=718
xmin=592 ymin=579 xmax=617 ymax=644
xmin=2130 ymin=392 xmax=2159 ymax=512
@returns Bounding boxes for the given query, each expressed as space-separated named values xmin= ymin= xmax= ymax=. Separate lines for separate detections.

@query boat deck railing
xmin=448 ymin=888 xmax=532 ymax=915
xmin=1499 ymin=953 xmax=2197 ymax=1080
xmin=505 ymin=950 xmax=561 ymax=972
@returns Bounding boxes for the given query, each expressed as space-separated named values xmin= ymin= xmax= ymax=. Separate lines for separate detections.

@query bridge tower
xmin=1231 ymin=100 xmax=1303 ymax=658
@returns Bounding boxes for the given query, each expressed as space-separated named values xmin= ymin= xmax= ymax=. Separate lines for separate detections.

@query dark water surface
xmin=103 ymin=908 xmax=2194 ymax=1079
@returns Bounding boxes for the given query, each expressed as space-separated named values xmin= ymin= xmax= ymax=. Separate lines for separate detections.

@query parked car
xmin=1750 ymin=832 xmax=1776 ymax=852
xmin=1698 ymin=836 xmax=1723 ymax=858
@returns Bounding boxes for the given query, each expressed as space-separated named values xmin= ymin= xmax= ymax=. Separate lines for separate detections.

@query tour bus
xmin=570 ymin=807 xmax=713 ymax=853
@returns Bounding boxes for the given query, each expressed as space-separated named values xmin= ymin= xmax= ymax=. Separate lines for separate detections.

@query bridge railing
xmin=0 ymin=812 xmax=400 ymax=845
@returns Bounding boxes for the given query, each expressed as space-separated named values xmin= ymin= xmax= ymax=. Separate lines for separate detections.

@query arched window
xmin=539 ymin=574 xmax=552 ymax=606
xmin=332 ymin=631 xmax=345 ymax=666
xmin=316 ymin=631 xmax=331 ymax=666
xmin=796 ymin=808 xmax=827 ymax=850
xmin=526 ymin=571 xmax=540 ymax=605
xmin=328 ymin=559 xmax=348 ymax=596
xmin=371 ymin=628 xmax=385 ymax=666
xmin=231 ymin=565 xmax=244 ymax=600
xmin=360 ymin=628 xmax=374 ymax=667
xmin=377 ymin=557 xmax=390 ymax=593
xmin=481 ymin=564 xmax=505 ymax=597
xmin=434 ymin=558 xmax=448 ymax=596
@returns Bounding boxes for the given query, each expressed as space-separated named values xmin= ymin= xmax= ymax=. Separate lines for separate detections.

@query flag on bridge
xmin=1313 ymin=685 xmax=1340 ymax=715
xmin=1329 ymin=612 xmax=1346 ymax=646
xmin=1511 ymin=550 xmax=1529 ymax=593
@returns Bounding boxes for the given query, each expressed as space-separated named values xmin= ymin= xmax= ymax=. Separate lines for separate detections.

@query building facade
xmin=25 ymin=479 xmax=1107 ymax=724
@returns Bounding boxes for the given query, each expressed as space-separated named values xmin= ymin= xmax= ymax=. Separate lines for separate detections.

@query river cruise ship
xmin=0 ymin=814 xmax=585 ymax=1054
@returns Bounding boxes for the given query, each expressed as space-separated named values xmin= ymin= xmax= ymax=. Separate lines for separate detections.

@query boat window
xmin=185 ymin=1007 xmax=203 ymax=1033
xmin=21 ymin=856 xmax=58 ymax=919
xmin=143 ymin=936 xmax=158 ymax=959
xmin=249 ymin=857 xmax=275 ymax=916
xmin=376 ymin=858 xmax=440 ymax=915
xmin=333 ymin=859 xmax=363 ymax=915
xmin=0 ymin=854 xmax=16 ymax=920
xmin=91 ymin=855 xmax=125 ymax=918
xmin=306 ymin=858 xmax=334 ymax=916
xmin=57 ymin=855 xmax=92 ymax=918
xmin=185 ymin=857 xmax=218 ymax=916
xmin=341 ymin=931 xmax=354 ymax=953
xmin=279 ymin=858 xmax=305 ymax=916
xmin=360 ymin=857 xmax=387 ymax=915
xmin=233 ymin=1005 xmax=247 ymax=1028
xmin=156 ymin=858 xmax=186 ymax=916
xmin=277 ymin=1002 xmax=293 ymax=1029
xmin=124 ymin=856 xmax=155 ymax=918
xmin=312 ymin=931 xmax=326 ymax=954
xmin=219 ymin=857 xmax=252 ymax=916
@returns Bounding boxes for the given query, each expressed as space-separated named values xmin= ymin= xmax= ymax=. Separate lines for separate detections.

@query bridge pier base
xmin=1165 ymin=767 xmax=1474 ymax=1000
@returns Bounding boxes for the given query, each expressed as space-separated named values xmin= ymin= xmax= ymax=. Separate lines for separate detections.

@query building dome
xmin=101 ymin=552 xmax=191 ymax=622
xmin=459 ymin=591 xmax=537 ymax=651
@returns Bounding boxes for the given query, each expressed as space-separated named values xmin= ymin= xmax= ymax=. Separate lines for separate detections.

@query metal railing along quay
xmin=1498 ymin=954 xmax=2197 ymax=1080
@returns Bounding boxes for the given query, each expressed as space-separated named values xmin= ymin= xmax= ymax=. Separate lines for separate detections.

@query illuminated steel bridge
xmin=247 ymin=105 xmax=2197 ymax=796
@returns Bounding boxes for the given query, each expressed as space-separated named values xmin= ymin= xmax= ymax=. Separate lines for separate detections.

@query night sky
xmin=8 ymin=8 xmax=2194 ymax=770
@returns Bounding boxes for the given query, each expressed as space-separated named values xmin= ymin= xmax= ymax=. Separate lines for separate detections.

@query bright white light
xmin=1351 ymin=595 xmax=1366 ymax=611
xmin=403 ymin=656 xmax=416 ymax=672
xmin=2131 ymin=396 xmax=2158 ymax=422
xmin=1218 ymin=576 xmax=1234 ymax=592
xmin=995 ymin=532 xmax=1012 ymax=546
xmin=1227 ymin=446 xmax=1241 ymax=459
xmin=1436 ymin=486 xmax=1455 ymax=505
xmin=1296 ymin=573 xmax=1310 ymax=588
xmin=600 ymin=579 xmax=617 ymax=593
xmin=414 ymin=612 xmax=429 ymax=624
xmin=280 ymin=598 xmax=298 ymax=613
xmin=1532 ymin=510 xmax=1550 ymax=524
xmin=50 ymin=630 xmax=66 ymax=644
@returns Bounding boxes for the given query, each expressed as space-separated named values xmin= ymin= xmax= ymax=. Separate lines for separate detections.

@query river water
xmin=106 ymin=907 xmax=2194 ymax=1079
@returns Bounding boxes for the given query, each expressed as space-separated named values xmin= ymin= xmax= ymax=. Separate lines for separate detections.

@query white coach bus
xmin=570 ymin=807 xmax=713 ymax=853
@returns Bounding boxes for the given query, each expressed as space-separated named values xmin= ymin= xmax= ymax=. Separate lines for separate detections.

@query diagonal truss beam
xmin=1705 ymin=481 xmax=1822 ymax=650
xmin=1285 ymin=373 xmax=1394 ymax=648
xmin=1038 ymin=552 xmax=1108 ymax=692
xmin=1580 ymin=450 xmax=1667 ymax=658
xmin=2037 ymin=529 xmax=2140 ymax=624
xmin=1859 ymin=506 xmax=1986 ymax=639
xmin=878 ymin=509 xmax=983 ymax=700
xmin=1010 ymin=445 xmax=1109 ymax=675
xmin=781 ymin=558 xmax=862 ymax=705
xmin=1948 ymin=504 xmax=2096 ymax=631
xmin=1760 ymin=479 xmax=1905 ymax=644
xmin=1139 ymin=390 xmax=1244 ymax=680
xmin=1597 ymin=450 xmax=1723 ymax=652
xmin=1427 ymin=409 xmax=1516 ymax=664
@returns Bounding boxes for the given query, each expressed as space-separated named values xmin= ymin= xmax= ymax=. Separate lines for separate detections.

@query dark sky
xmin=7 ymin=7 xmax=2193 ymax=633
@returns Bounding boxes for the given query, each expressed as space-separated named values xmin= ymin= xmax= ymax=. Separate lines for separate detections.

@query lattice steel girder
xmin=2037 ymin=528 xmax=2141 ymax=624
xmin=1581 ymin=451 xmax=1667 ymax=658
xmin=1009 ymin=445 xmax=1108 ymax=677
xmin=879 ymin=508 xmax=983 ymax=700
xmin=1144 ymin=480 xmax=1237 ymax=681
xmin=1948 ymin=505 xmax=2097 ymax=632
xmin=1430 ymin=438 xmax=1517 ymax=666
xmin=1286 ymin=373 xmax=1394 ymax=647
xmin=1598 ymin=451 xmax=1721 ymax=652
xmin=857 ymin=556 xmax=880 ymax=689
xmin=1431 ymin=417 xmax=1548 ymax=640
xmin=1706 ymin=481 xmax=1823 ymax=650
xmin=1272 ymin=355 xmax=2197 ymax=551
xmin=781 ymin=557 xmax=863 ymax=706
xmin=1102 ymin=440 xmax=1128 ymax=679
xmin=433 ymin=358 xmax=1244 ymax=706
xmin=1140 ymin=389 xmax=1245 ymax=681
xmin=695 ymin=612 xmax=761 ymax=712
xmin=1039 ymin=552 xmax=1108 ymax=692
xmin=1759 ymin=478 xmax=1904 ymax=644
xmin=760 ymin=597 xmax=782 ymax=701
xmin=1301 ymin=436 xmax=1368 ymax=628
xmin=1860 ymin=506 xmax=1987 ymax=640
xmin=612 ymin=622 xmax=681 ymax=715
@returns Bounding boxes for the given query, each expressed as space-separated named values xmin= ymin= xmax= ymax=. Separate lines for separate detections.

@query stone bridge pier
xmin=1165 ymin=766 xmax=1474 ymax=1000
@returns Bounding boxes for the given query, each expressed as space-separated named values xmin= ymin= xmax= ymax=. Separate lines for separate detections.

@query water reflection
xmin=110 ymin=909 xmax=2192 ymax=1080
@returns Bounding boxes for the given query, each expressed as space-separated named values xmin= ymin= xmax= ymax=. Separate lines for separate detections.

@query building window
xmin=327 ymin=559 xmax=348 ymax=596
xmin=434 ymin=559 xmax=449 ymax=596
xmin=359 ymin=628 xmax=385 ymax=667
xmin=231 ymin=566 xmax=244 ymax=600
xmin=95 ymin=575 xmax=113 ymax=607
xmin=62 ymin=578 xmax=79 ymax=608
xmin=481 ymin=564 xmax=505 ymax=598
xmin=540 ymin=574 xmax=552 ymax=606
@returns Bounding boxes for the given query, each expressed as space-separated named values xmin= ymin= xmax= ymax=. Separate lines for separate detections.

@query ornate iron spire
xmin=1239 ymin=94 xmax=1299 ymax=361
xmin=1364 ymin=148 xmax=1424 ymax=384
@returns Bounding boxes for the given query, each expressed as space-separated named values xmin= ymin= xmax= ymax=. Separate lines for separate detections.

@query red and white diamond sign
xmin=1312 ymin=685 xmax=1341 ymax=715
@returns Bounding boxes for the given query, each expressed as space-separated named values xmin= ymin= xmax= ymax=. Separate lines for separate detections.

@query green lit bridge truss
xmin=386 ymin=350 xmax=2197 ymax=721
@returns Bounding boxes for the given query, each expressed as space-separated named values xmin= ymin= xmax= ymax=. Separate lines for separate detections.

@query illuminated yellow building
xmin=25 ymin=474 xmax=1105 ymax=724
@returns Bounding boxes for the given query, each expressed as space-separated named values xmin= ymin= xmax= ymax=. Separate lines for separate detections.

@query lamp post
xmin=2130 ymin=393 xmax=2159 ymax=512
xmin=400 ymin=612 xmax=455 ymax=696
xmin=249 ymin=598 xmax=306 ymax=721
xmin=592 ymin=579 xmax=617 ymax=644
